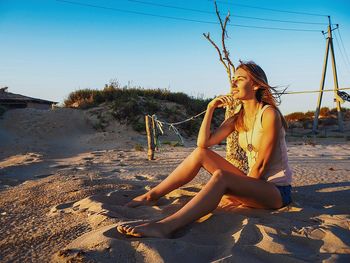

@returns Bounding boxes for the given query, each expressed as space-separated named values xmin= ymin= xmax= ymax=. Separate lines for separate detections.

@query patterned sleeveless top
xmin=238 ymin=105 xmax=292 ymax=186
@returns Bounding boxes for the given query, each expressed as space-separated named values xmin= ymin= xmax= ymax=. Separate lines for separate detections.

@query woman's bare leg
xmin=119 ymin=148 xmax=283 ymax=237
xmin=126 ymin=147 xmax=245 ymax=207
xmin=121 ymin=170 xmax=282 ymax=238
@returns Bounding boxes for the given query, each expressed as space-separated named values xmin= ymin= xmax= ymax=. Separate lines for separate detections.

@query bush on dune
xmin=284 ymin=107 xmax=350 ymax=129
xmin=64 ymin=84 xmax=217 ymax=136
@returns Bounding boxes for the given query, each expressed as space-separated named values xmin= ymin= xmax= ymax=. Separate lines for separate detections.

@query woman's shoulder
xmin=260 ymin=105 xmax=281 ymax=128
xmin=261 ymin=104 xmax=278 ymax=114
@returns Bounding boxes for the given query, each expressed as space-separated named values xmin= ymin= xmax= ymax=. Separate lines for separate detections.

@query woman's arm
xmin=197 ymin=96 xmax=237 ymax=148
xmin=248 ymin=107 xmax=281 ymax=179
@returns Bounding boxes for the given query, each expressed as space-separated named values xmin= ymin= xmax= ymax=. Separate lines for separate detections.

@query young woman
xmin=117 ymin=61 xmax=292 ymax=238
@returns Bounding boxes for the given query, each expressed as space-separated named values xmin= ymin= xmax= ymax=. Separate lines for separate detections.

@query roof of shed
xmin=0 ymin=87 xmax=58 ymax=104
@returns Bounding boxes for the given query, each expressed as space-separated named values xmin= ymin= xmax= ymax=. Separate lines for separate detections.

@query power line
xmin=213 ymin=0 xmax=329 ymax=17
xmin=284 ymin=87 xmax=350 ymax=95
xmin=232 ymin=14 xmax=327 ymax=26
xmin=56 ymin=0 xmax=217 ymax=25
xmin=229 ymin=24 xmax=320 ymax=32
xmin=336 ymin=28 xmax=350 ymax=71
xmin=127 ymin=0 xmax=328 ymax=25
xmin=56 ymin=0 xmax=322 ymax=32
xmin=127 ymin=0 xmax=212 ymax=14
xmin=333 ymin=31 xmax=350 ymax=75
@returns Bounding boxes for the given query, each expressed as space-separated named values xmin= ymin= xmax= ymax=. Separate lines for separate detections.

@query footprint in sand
xmin=0 ymin=153 xmax=42 ymax=168
xmin=134 ymin=175 xmax=149 ymax=181
xmin=91 ymin=150 xmax=107 ymax=156
xmin=49 ymin=188 xmax=164 ymax=221
xmin=34 ymin=173 xmax=53 ymax=179
xmin=155 ymin=174 xmax=168 ymax=180
xmin=50 ymin=164 xmax=71 ymax=169
xmin=82 ymin=157 xmax=94 ymax=161
xmin=49 ymin=201 xmax=76 ymax=215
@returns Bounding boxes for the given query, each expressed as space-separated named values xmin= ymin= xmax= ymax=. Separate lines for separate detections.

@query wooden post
xmin=151 ymin=116 xmax=158 ymax=151
xmin=145 ymin=115 xmax=155 ymax=160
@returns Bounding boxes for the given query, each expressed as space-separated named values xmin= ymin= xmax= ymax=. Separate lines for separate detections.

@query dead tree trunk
xmin=203 ymin=1 xmax=248 ymax=173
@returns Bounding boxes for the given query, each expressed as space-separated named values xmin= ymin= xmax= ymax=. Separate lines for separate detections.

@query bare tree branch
xmin=205 ymin=1 xmax=247 ymax=174
xmin=204 ymin=1 xmax=235 ymax=87
xmin=215 ymin=1 xmax=225 ymax=36
xmin=203 ymin=32 xmax=228 ymax=71
xmin=222 ymin=12 xmax=235 ymax=72
xmin=220 ymin=12 xmax=233 ymax=81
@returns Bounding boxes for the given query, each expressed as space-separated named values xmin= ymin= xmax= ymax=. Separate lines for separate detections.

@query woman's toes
xmin=117 ymin=221 xmax=170 ymax=238
xmin=129 ymin=228 xmax=142 ymax=237
xmin=117 ymin=225 xmax=126 ymax=234
xmin=117 ymin=223 xmax=133 ymax=233
xmin=117 ymin=221 xmax=146 ymax=235
xmin=125 ymin=225 xmax=135 ymax=233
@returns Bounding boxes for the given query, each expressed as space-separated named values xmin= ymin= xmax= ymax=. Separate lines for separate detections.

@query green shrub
xmin=161 ymin=141 xmax=183 ymax=147
xmin=64 ymin=84 xmax=222 ymax=136
xmin=132 ymin=120 xmax=145 ymax=132
xmin=134 ymin=143 xmax=144 ymax=151
xmin=171 ymin=141 xmax=183 ymax=147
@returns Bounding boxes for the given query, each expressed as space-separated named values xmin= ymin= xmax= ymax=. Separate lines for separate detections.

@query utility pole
xmin=312 ymin=16 xmax=343 ymax=133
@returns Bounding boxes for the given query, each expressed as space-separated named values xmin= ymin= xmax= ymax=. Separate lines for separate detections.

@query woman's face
xmin=231 ymin=68 xmax=257 ymax=101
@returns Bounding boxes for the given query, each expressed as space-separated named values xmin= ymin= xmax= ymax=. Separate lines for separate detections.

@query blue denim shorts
xmin=276 ymin=185 xmax=292 ymax=207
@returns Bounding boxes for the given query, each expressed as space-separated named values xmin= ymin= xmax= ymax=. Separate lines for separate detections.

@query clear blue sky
xmin=1 ymin=0 xmax=350 ymax=114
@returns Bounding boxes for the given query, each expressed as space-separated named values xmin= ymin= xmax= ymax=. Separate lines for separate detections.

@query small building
xmin=0 ymin=87 xmax=58 ymax=110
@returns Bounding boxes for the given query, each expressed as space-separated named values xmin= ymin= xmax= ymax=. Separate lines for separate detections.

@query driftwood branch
xmin=221 ymin=12 xmax=235 ymax=71
xmin=205 ymin=2 xmax=248 ymax=175
xmin=203 ymin=32 xmax=228 ymax=70
xmin=204 ymin=1 xmax=235 ymax=87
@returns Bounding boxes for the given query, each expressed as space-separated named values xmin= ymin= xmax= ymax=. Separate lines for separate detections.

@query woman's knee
xmin=193 ymin=147 xmax=212 ymax=158
xmin=211 ymin=169 xmax=227 ymax=184
xmin=194 ymin=146 xmax=209 ymax=153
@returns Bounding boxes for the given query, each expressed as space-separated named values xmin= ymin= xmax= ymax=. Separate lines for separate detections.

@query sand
xmin=0 ymin=108 xmax=350 ymax=263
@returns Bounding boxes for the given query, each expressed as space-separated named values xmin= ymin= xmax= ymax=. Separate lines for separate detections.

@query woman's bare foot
xmin=117 ymin=219 xmax=159 ymax=235
xmin=118 ymin=221 xmax=172 ymax=238
xmin=125 ymin=193 xmax=158 ymax=208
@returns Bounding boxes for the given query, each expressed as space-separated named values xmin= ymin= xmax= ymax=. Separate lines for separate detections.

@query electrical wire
xmin=229 ymin=24 xmax=320 ymax=32
xmin=336 ymin=28 xmax=350 ymax=70
xmin=56 ymin=0 xmax=322 ymax=32
xmin=212 ymin=0 xmax=329 ymax=17
xmin=333 ymin=32 xmax=350 ymax=75
xmin=231 ymin=14 xmax=327 ymax=25
xmin=282 ymin=87 xmax=350 ymax=95
xmin=127 ymin=0 xmax=212 ymax=14
xmin=56 ymin=0 xmax=217 ymax=24
xmin=127 ymin=0 xmax=328 ymax=25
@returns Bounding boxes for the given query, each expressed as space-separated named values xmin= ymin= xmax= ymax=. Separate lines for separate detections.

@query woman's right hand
xmin=207 ymin=95 xmax=234 ymax=109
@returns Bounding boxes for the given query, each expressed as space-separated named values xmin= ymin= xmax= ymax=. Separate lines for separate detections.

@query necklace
xmin=245 ymin=104 xmax=259 ymax=153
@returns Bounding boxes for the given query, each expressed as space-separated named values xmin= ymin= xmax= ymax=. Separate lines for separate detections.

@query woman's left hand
xmin=207 ymin=95 xmax=235 ymax=109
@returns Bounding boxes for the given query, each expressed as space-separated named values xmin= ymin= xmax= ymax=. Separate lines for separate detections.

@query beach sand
xmin=0 ymin=108 xmax=350 ymax=262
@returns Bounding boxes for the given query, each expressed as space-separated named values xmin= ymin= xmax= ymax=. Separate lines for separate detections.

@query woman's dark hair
xmin=234 ymin=60 xmax=288 ymax=131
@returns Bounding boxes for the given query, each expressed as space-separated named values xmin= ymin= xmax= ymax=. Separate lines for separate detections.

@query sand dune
xmin=49 ymin=181 xmax=350 ymax=262
xmin=0 ymin=108 xmax=350 ymax=262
